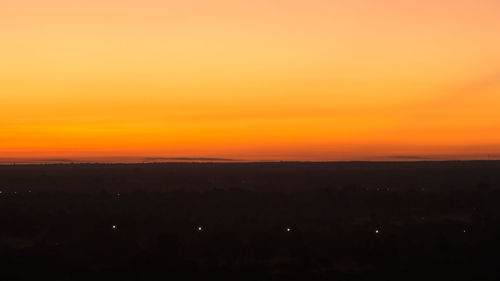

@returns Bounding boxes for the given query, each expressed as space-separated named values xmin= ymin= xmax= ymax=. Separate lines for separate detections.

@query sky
xmin=1 ymin=0 xmax=500 ymax=162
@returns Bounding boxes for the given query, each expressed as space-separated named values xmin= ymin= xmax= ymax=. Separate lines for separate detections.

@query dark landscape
xmin=1 ymin=161 xmax=500 ymax=280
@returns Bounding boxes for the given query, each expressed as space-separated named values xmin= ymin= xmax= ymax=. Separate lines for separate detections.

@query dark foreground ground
xmin=1 ymin=161 xmax=500 ymax=280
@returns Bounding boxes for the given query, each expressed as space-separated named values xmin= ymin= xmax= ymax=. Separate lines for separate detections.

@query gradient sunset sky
xmin=1 ymin=0 xmax=500 ymax=162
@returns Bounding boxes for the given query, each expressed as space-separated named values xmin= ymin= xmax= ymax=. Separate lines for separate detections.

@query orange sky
xmin=1 ymin=0 xmax=500 ymax=162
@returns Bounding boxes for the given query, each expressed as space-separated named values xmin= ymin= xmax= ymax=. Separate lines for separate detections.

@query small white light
xmin=112 ymin=225 xmax=117 ymax=229
xmin=463 ymin=229 xmax=466 ymax=233
xmin=286 ymin=227 xmax=291 ymax=232
xmin=197 ymin=226 xmax=203 ymax=231
xmin=375 ymin=229 xmax=380 ymax=234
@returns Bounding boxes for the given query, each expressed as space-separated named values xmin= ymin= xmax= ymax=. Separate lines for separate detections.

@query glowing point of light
xmin=197 ymin=226 xmax=203 ymax=231
xmin=375 ymin=229 xmax=380 ymax=234
xmin=112 ymin=225 xmax=117 ymax=229
xmin=286 ymin=227 xmax=291 ymax=232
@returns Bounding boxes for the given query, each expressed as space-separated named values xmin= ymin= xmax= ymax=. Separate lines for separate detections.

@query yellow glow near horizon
xmin=1 ymin=0 xmax=500 ymax=162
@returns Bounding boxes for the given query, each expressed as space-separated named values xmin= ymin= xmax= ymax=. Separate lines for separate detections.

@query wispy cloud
xmin=376 ymin=155 xmax=431 ymax=160
xmin=423 ymin=70 xmax=500 ymax=108
xmin=142 ymin=157 xmax=240 ymax=162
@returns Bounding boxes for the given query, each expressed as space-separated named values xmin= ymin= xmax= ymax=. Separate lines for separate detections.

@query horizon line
xmin=1 ymin=158 xmax=499 ymax=166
